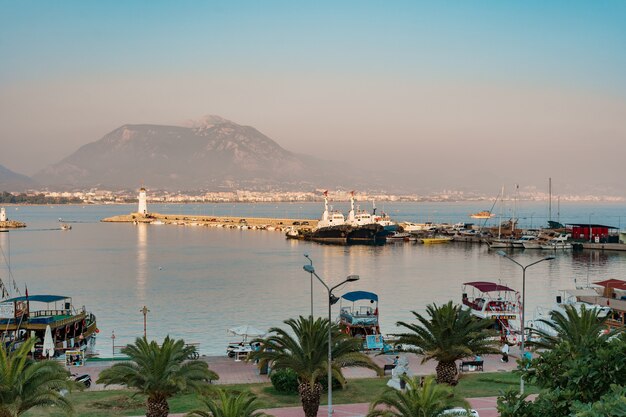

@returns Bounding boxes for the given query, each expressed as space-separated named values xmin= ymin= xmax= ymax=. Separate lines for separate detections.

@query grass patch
xmin=23 ymin=372 xmax=538 ymax=417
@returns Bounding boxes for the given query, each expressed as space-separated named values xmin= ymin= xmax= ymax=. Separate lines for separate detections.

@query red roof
xmin=593 ymin=279 xmax=626 ymax=291
xmin=463 ymin=281 xmax=516 ymax=292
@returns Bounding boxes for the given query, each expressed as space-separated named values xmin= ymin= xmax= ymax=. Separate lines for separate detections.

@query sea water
xmin=0 ymin=201 xmax=625 ymax=355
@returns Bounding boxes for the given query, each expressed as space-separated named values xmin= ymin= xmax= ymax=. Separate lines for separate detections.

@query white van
xmin=439 ymin=408 xmax=479 ymax=417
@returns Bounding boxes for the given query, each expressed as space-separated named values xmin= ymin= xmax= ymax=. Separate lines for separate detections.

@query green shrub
xmin=270 ymin=368 xmax=299 ymax=393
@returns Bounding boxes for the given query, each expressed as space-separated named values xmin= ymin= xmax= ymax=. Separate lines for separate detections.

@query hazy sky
xmin=1 ymin=1 xmax=625 ymax=194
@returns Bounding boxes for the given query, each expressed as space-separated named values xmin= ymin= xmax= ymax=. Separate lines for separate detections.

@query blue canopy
xmin=341 ymin=291 xmax=378 ymax=302
xmin=2 ymin=295 xmax=69 ymax=303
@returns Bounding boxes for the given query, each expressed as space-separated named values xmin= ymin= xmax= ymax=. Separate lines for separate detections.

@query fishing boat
xmin=0 ymin=294 xmax=97 ymax=358
xmin=461 ymin=281 xmax=521 ymax=344
xmin=338 ymin=291 xmax=384 ymax=350
xmin=385 ymin=231 xmax=416 ymax=242
xmin=309 ymin=191 xmax=350 ymax=244
xmin=420 ymin=237 xmax=452 ymax=244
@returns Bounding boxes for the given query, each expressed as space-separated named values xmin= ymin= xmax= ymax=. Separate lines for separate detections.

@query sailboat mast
xmin=548 ymin=177 xmax=552 ymax=223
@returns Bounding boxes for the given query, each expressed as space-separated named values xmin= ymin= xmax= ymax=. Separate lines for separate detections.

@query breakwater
xmin=101 ymin=212 xmax=318 ymax=230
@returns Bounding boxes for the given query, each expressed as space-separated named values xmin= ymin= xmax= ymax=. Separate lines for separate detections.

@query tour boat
xmin=470 ymin=211 xmax=495 ymax=219
xmin=0 ymin=294 xmax=98 ymax=359
xmin=462 ymin=281 xmax=521 ymax=343
xmin=338 ymin=291 xmax=384 ymax=350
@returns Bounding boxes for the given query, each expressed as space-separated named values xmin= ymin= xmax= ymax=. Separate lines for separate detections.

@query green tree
xmin=528 ymin=304 xmax=615 ymax=351
xmin=0 ymin=339 xmax=75 ymax=417
xmin=394 ymin=301 xmax=498 ymax=384
xmin=186 ymin=388 xmax=269 ymax=417
xmin=249 ymin=316 xmax=382 ymax=417
xmin=366 ymin=376 xmax=469 ymax=417
xmin=97 ymin=336 xmax=218 ymax=417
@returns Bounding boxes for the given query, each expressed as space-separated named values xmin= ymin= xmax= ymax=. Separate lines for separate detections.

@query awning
xmin=341 ymin=291 xmax=378 ymax=302
xmin=592 ymin=279 xmax=626 ymax=291
xmin=463 ymin=281 xmax=516 ymax=292
xmin=3 ymin=295 xmax=69 ymax=303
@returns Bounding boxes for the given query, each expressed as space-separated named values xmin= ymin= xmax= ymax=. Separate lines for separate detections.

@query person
xmin=393 ymin=356 xmax=399 ymax=366
xmin=474 ymin=354 xmax=482 ymax=362
xmin=500 ymin=342 xmax=510 ymax=363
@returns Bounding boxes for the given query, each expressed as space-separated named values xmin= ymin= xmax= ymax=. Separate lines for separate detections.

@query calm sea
xmin=1 ymin=201 xmax=626 ymax=356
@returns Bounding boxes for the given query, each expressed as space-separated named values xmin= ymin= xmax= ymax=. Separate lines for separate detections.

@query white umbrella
xmin=43 ymin=325 xmax=55 ymax=358
xmin=227 ymin=325 xmax=266 ymax=341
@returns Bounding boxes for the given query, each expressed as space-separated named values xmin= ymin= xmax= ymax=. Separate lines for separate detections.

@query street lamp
xmin=497 ymin=251 xmax=554 ymax=394
xmin=304 ymin=254 xmax=313 ymax=318
xmin=140 ymin=306 xmax=150 ymax=338
xmin=588 ymin=213 xmax=594 ymax=243
xmin=303 ymin=260 xmax=359 ymax=417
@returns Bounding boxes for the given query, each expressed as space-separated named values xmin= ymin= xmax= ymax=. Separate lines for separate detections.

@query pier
xmin=101 ymin=213 xmax=319 ymax=230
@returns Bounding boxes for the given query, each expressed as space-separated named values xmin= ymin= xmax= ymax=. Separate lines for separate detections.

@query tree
xmin=0 ymin=338 xmax=75 ymax=417
xmin=249 ymin=316 xmax=382 ymax=417
xmin=498 ymin=306 xmax=626 ymax=417
xmin=97 ymin=336 xmax=218 ymax=417
xmin=186 ymin=388 xmax=269 ymax=417
xmin=366 ymin=376 xmax=469 ymax=417
xmin=394 ymin=301 xmax=499 ymax=384
xmin=528 ymin=304 xmax=615 ymax=351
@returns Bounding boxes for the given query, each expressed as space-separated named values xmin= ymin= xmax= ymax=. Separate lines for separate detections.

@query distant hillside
xmin=0 ymin=164 xmax=37 ymax=192
xmin=33 ymin=115 xmax=388 ymax=191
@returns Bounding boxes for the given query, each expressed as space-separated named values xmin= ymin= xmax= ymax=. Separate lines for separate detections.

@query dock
xmin=575 ymin=242 xmax=626 ymax=252
xmin=101 ymin=213 xmax=318 ymax=230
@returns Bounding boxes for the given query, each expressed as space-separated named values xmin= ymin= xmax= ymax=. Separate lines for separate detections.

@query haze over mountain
xmin=0 ymin=164 xmax=37 ymax=191
xmin=33 ymin=116 xmax=392 ymax=192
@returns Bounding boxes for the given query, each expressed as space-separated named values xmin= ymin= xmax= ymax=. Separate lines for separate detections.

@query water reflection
xmin=136 ymin=223 xmax=148 ymax=301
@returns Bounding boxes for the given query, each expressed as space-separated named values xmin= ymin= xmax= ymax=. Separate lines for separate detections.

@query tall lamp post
xmin=303 ymin=260 xmax=359 ymax=417
xmin=497 ymin=251 xmax=554 ymax=394
xmin=140 ymin=305 xmax=150 ymax=338
xmin=304 ymin=254 xmax=313 ymax=317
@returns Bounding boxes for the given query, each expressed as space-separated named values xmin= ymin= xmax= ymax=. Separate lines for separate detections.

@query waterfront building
xmin=0 ymin=207 xmax=6 ymax=222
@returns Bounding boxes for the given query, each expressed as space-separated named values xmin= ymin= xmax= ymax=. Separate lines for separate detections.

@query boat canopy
xmin=463 ymin=281 xmax=515 ymax=293
xmin=3 ymin=295 xmax=69 ymax=303
xmin=341 ymin=291 xmax=378 ymax=302
xmin=593 ymin=279 xmax=626 ymax=291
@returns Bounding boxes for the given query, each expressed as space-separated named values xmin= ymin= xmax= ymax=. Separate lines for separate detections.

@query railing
xmin=31 ymin=310 xmax=71 ymax=317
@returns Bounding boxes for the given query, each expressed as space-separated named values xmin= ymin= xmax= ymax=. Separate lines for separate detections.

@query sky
xmin=1 ymin=1 xmax=625 ymax=194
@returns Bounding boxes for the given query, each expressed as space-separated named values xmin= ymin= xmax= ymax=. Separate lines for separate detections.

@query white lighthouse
xmin=0 ymin=207 xmax=6 ymax=222
xmin=137 ymin=188 xmax=148 ymax=216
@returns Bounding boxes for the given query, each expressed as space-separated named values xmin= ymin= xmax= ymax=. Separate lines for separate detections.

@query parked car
xmin=293 ymin=221 xmax=301 ymax=225
xmin=301 ymin=221 xmax=309 ymax=225
xmin=439 ymin=408 xmax=479 ymax=417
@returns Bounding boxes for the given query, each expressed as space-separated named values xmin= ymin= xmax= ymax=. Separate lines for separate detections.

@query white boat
xmin=528 ymin=289 xmax=611 ymax=338
xmin=385 ymin=232 xmax=415 ymax=242
xmin=150 ymin=220 xmax=165 ymax=225
xmin=488 ymin=238 xmax=514 ymax=249
xmin=462 ymin=281 xmax=521 ymax=344
xmin=401 ymin=221 xmax=436 ymax=232
xmin=316 ymin=191 xmax=345 ymax=229
xmin=540 ymin=233 xmax=572 ymax=250
xmin=512 ymin=235 xmax=537 ymax=248
xmin=60 ymin=224 xmax=72 ymax=231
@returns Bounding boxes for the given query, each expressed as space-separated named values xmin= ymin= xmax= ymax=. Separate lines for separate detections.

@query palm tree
xmin=0 ymin=338 xmax=75 ymax=417
xmin=394 ymin=301 xmax=498 ymax=384
xmin=97 ymin=336 xmax=218 ymax=417
xmin=528 ymin=304 xmax=617 ymax=350
xmin=186 ymin=388 xmax=269 ymax=417
xmin=367 ymin=376 xmax=469 ymax=417
xmin=249 ymin=315 xmax=382 ymax=417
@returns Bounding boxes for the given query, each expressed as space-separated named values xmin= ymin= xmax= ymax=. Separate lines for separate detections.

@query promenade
xmin=82 ymin=352 xmax=518 ymax=416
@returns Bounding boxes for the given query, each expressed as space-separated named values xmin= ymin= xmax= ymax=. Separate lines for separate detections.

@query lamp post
xmin=304 ymin=254 xmax=313 ymax=317
xmin=497 ymin=251 xmax=554 ymax=394
xmin=588 ymin=213 xmax=594 ymax=243
xmin=303 ymin=260 xmax=359 ymax=417
xmin=140 ymin=306 xmax=150 ymax=338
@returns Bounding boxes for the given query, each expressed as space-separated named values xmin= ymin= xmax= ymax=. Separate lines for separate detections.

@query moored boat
xmin=420 ymin=236 xmax=452 ymax=244
xmin=0 ymin=294 xmax=97 ymax=358
xmin=462 ymin=281 xmax=521 ymax=344
xmin=339 ymin=291 xmax=384 ymax=350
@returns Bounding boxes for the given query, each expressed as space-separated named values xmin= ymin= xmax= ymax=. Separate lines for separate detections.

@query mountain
xmin=0 ymin=164 xmax=37 ymax=192
xmin=33 ymin=115 xmax=384 ymax=191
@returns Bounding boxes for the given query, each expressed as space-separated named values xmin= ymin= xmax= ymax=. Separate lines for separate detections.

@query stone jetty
xmin=0 ymin=220 xmax=26 ymax=228
xmin=101 ymin=212 xmax=318 ymax=231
